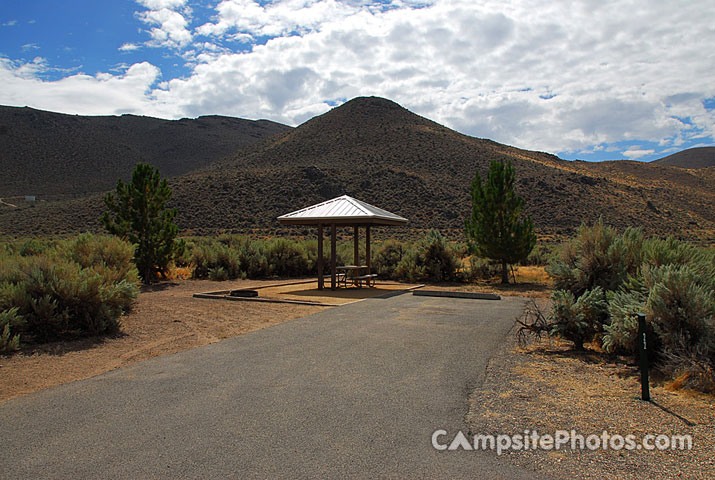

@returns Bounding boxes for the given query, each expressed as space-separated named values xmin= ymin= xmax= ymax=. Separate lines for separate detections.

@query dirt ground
xmin=468 ymin=301 xmax=715 ymax=479
xmin=0 ymin=279 xmax=326 ymax=403
xmin=0 ymin=278 xmax=422 ymax=403
xmin=426 ymin=266 xmax=552 ymax=299
xmin=250 ymin=280 xmax=421 ymax=304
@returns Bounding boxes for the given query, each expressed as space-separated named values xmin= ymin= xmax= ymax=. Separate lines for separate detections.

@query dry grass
xmin=469 ymin=304 xmax=715 ymax=479
xmin=254 ymin=281 xmax=421 ymax=305
xmin=427 ymin=265 xmax=552 ymax=298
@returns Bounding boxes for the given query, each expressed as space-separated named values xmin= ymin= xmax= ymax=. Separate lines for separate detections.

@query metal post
xmin=637 ymin=313 xmax=650 ymax=401
xmin=317 ymin=224 xmax=323 ymax=290
xmin=353 ymin=226 xmax=359 ymax=266
xmin=330 ymin=224 xmax=337 ymax=290
xmin=365 ymin=226 xmax=371 ymax=274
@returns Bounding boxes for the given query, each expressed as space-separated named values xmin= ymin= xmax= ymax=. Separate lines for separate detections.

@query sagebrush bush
xmin=464 ymin=256 xmax=500 ymax=282
xmin=547 ymin=221 xmax=715 ymax=391
xmin=0 ymin=307 xmax=24 ymax=352
xmin=644 ymin=265 xmax=715 ymax=357
xmin=549 ymin=287 xmax=607 ymax=350
xmin=388 ymin=230 xmax=460 ymax=282
xmin=190 ymin=242 xmax=243 ymax=279
xmin=0 ymin=235 xmax=139 ymax=345
xmin=373 ymin=240 xmax=406 ymax=279
xmin=547 ymin=220 xmax=641 ymax=296
xmin=264 ymin=238 xmax=309 ymax=277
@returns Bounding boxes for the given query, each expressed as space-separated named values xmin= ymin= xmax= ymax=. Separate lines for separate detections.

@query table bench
xmin=351 ymin=273 xmax=378 ymax=288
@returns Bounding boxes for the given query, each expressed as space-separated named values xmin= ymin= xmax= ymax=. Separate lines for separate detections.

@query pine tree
xmin=101 ymin=163 xmax=180 ymax=283
xmin=465 ymin=159 xmax=536 ymax=283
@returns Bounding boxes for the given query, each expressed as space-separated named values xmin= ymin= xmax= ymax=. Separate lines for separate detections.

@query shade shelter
xmin=277 ymin=195 xmax=409 ymax=290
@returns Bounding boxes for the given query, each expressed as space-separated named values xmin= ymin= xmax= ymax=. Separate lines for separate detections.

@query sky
xmin=1 ymin=0 xmax=714 ymax=162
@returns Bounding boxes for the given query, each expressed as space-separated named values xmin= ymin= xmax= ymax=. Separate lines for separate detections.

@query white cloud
xmin=0 ymin=58 xmax=166 ymax=116
xmin=623 ymin=147 xmax=656 ymax=159
xmin=136 ymin=0 xmax=192 ymax=49
xmin=137 ymin=0 xmax=188 ymax=10
xmin=2 ymin=0 xmax=715 ymax=156
xmin=2 ymin=19 xmax=17 ymax=27
xmin=119 ymin=43 xmax=141 ymax=52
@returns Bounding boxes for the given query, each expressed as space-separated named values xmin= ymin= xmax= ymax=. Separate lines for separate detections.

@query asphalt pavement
xmin=0 ymin=292 xmax=552 ymax=479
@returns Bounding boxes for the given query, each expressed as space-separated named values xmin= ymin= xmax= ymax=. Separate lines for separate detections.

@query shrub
xmin=546 ymin=222 xmax=715 ymax=392
xmin=238 ymin=241 xmax=270 ymax=278
xmin=548 ymin=287 xmax=608 ymax=350
xmin=546 ymin=220 xmax=641 ymax=296
xmin=265 ymin=238 xmax=309 ymax=277
xmin=464 ymin=256 xmax=500 ymax=282
xmin=421 ymin=230 xmax=460 ymax=282
xmin=372 ymin=240 xmax=406 ymax=279
xmin=602 ymin=290 xmax=646 ymax=354
xmin=209 ymin=266 xmax=230 ymax=281
xmin=190 ymin=242 xmax=242 ymax=280
xmin=0 ymin=307 xmax=24 ymax=352
xmin=644 ymin=265 xmax=714 ymax=358
xmin=0 ymin=236 xmax=139 ymax=344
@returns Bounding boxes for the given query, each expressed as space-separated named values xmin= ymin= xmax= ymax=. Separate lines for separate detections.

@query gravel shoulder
xmin=468 ymin=301 xmax=715 ymax=479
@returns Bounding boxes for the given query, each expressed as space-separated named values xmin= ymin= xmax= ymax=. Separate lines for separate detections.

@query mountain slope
xmin=0 ymin=106 xmax=291 ymax=198
xmin=1 ymin=97 xmax=713 ymax=244
xmin=651 ymin=147 xmax=715 ymax=169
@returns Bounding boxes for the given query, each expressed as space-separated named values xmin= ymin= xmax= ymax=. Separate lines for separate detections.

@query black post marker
xmin=637 ymin=313 xmax=650 ymax=401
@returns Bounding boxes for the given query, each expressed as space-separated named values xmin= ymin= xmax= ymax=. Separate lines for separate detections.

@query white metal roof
xmin=277 ymin=195 xmax=408 ymax=226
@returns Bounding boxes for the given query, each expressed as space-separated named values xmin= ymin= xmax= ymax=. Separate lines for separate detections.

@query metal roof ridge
xmin=341 ymin=195 xmax=372 ymax=216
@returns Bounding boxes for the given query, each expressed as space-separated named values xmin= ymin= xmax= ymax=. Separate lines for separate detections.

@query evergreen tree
xmin=466 ymin=159 xmax=536 ymax=283
xmin=101 ymin=163 xmax=180 ymax=283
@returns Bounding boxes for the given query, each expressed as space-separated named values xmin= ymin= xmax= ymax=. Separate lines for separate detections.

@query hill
xmin=1 ymin=97 xmax=713 ymax=244
xmin=0 ymin=105 xmax=291 ymax=199
xmin=651 ymin=146 xmax=715 ymax=169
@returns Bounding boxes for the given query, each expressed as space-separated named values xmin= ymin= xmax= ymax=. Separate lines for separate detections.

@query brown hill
xmin=651 ymin=146 xmax=715 ymax=169
xmin=0 ymin=105 xmax=291 ymax=199
xmin=1 ymin=97 xmax=713 ymax=244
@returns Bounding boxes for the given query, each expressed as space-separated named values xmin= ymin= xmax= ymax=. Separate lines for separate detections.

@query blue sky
xmin=1 ymin=0 xmax=714 ymax=162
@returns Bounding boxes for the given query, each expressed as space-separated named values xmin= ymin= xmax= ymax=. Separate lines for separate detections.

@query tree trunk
xmin=501 ymin=259 xmax=509 ymax=284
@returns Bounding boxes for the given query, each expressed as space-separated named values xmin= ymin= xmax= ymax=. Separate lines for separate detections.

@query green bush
xmin=388 ymin=230 xmax=460 ymax=282
xmin=0 ymin=235 xmax=139 ymax=344
xmin=373 ymin=240 xmax=406 ymax=279
xmin=546 ymin=220 xmax=641 ymax=296
xmin=464 ymin=256 xmax=500 ymax=281
xmin=548 ymin=287 xmax=607 ymax=350
xmin=645 ymin=265 xmax=714 ymax=357
xmin=264 ymin=238 xmax=309 ymax=277
xmin=546 ymin=221 xmax=715 ymax=391
xmin=0 ymin=307 xmax=24 ymax=352
xmin=238 ymin=241 xmax=270 ymax=278
xmin=190 ymin=242 xmax=243 ymax=280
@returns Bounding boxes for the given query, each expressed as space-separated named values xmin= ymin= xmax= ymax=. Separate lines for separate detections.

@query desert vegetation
xmin=0 ymin=234 xmax=139 ymax=352
xmin=520 ymin=219 xmax=715 ymax=393
xmin=184 ymin=230 xmax=473 ymax=283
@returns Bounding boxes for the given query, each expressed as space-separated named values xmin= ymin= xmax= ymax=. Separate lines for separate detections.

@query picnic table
xmin=336 ymin=265 xmax=377 ymax=288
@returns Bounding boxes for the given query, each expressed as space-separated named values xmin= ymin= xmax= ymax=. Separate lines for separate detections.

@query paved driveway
xmin=0 ymin=293 xmax=548 ymax=479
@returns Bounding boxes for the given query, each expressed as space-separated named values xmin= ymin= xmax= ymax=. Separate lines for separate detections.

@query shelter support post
xmin=353 ymin=226 xmax=359 ymax=266
xmin=317 ymin=224 xmax=324 ymax=290
xmin=331 ymin=224 xmax=337 ymax=290
xmin=366 ymin=225 xmax=371 ymax=274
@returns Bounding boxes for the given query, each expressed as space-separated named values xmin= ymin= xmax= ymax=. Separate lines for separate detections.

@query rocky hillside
xmin=1 ymin=97 xmax=713 ymax=244
xmin=651 ymin=146 xmax=715 ymax=169
xmin=0 ymin=106 xmax=291 ymax=199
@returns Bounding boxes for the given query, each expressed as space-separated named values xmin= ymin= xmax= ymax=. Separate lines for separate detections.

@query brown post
xmin=331 ymin=224 xmax=337 ymax=290
xmin=317 ymin=223 xmax=324 ymax=290
xmin=353 ymin=226 xmax=359 ymax=266
xmin=365 ymin=225 xmax=371 ymax=274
